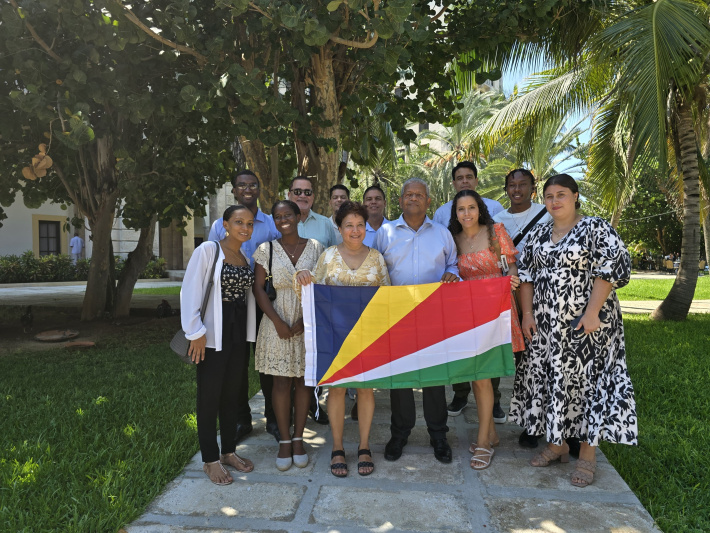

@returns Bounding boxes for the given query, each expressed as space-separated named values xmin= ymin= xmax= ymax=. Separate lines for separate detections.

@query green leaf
xmin=280 ymin=5 xmax=300 ymax=28
xmin=72 ymin=70 xmax=87 ymax=84
xmin=229 ymin=0 xmax=250 ymax=16
xmin=180 ymin=85 xmax=199 ymax=103
xmin=385 ymin=0 xmax=412 ymax=24
xmin=327 ymin=0 xmax=343 ymax=12
xmin=304 ymin=18 xmax=330 ymax=46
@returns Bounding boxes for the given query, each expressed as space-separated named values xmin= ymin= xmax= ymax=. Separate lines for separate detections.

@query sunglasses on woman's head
xmin=290 ymin=188 xmax=313 ymax=196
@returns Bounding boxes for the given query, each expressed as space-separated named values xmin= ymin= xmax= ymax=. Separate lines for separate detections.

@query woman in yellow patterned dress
xmin=296 ymin=201 xmax=390 ymax=477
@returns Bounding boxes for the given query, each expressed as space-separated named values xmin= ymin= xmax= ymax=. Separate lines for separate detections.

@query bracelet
xmin=524 ymin=311 xmax=533 ymax=315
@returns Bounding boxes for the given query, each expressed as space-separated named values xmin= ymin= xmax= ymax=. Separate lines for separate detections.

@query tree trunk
xmin=239 ymin=136 xmax=277 ymax=208
xmin=309 ymin=49 xmax=341 ymax=213
xmin=113 ymin=216 xmax=158 ymax=318
xmin=82 ymin=191 xmax=119 ymax=320
xmin=651 ymin=97 xmax=701 ymax=321
xmin=703 ymin=206 xmax=710 ymax=266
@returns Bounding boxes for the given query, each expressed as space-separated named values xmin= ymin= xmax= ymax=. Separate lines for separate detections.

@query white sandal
xmin=276 ymin=440 xmax=293 ymax=471
xmin=292 ymin=437 xmax=309 ymax=468
xmin=470 ymin=447 xmax=495 ymax=470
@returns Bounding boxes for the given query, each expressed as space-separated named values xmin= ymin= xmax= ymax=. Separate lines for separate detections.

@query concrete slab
xmin=311 ymin=486 xmax=472 ymax=532
xmin=147 ymin=478 xmax=306 ymax=521
xmin=485 ymin=497 xmax=660 ymax=532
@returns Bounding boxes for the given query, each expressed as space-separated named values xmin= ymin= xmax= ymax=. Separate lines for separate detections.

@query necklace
xmin=223 ymin=245 xmax=245 ymax=266
xmin=281 ymin=239 xmax=303 ymax=259
xmin=552 ymin=216 xmax=581 ymax=240
xmin=508 ymin=206 xmax=533 ymax=237
xmin=465 ymin=226 xmax=486 ymax=252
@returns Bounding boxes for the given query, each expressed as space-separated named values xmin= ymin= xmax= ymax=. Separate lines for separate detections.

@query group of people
xmin=179 ymin=163 xmax=638 ymax=488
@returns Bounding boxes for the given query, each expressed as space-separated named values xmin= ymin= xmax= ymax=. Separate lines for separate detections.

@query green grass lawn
xmin=2 ymin=313 xmax=708 ymax=531
xmin=617 ymin=276 xmax=710 ymax=301
xmin=0 ymin=317 xmax=261 ymax=533
xmin=601 ymin=314 xmax=710 ymax=532
xmin=133 ymin=286 xmax=180 ymax=295
xmin=135 ymin=276 xmax=710 ymax=301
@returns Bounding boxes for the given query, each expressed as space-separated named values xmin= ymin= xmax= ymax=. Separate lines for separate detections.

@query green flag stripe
xmin=327 ymin=344 xmax=515 ymax=389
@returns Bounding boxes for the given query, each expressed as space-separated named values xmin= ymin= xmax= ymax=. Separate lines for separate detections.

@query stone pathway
xmin=125 ymin=381 xmax=659 ymax=533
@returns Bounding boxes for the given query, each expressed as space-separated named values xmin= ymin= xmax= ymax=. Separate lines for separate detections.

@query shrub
xmin=0 ymin=253 xmax=168 ymax=283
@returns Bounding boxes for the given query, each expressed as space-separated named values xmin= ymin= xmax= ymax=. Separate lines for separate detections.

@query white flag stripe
xmin=324 ymin=309 xmax=512 ymax=386
xmin=302 ymin=284 xmax=319 ymax=387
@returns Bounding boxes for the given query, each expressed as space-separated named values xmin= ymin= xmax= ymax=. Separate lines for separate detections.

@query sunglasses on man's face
xmin=290 ymin=188 xmax=313 ymax=196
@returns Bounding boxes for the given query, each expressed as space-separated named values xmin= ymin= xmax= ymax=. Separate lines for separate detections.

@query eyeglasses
xmin=235 ymin=183 xmax=259 ymax=190
xmin=290 ymin=188 xmax=313 ymax=196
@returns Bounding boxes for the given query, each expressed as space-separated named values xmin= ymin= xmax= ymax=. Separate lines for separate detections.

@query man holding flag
xmin=374 ymin=178 xmax=459 ymax=464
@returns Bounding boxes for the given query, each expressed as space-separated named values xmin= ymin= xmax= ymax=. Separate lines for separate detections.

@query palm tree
xmin=480 ymin=0 xmax=710 ymax=320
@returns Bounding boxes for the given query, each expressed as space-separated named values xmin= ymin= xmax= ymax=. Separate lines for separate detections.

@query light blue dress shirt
xmin=374 ymin=215 xmax=459 ymax=285
xmin=208 ymin=209 xmax=280 ymax=267
xmin=433 ymin=197 xmax=504 ymax=228
xmin=298 ymin=210 xmax=337 ymax=248
xmin=363 ymin=217 xmax=388 ymax=248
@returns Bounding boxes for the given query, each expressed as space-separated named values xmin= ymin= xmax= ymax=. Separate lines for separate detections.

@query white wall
xmin=0 ymin=192 xmax=73 ymax=256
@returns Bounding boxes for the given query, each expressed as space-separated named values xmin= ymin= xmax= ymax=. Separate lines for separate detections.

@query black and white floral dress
xmin=509 ymin=217 xmax=638 ymax=446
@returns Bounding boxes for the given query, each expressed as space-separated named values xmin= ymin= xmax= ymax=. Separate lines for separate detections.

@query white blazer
xmin=180 ymin=241 xmax=256 ymax=350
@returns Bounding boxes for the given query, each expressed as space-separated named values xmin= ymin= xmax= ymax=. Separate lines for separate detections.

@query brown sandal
xmin=220 ymin=452 xmax=254 ymax=473
xmin=203 ymin=461 xmax=233 ymax=485
xmin=571 ymin=459 xmax=596 ymax=487
xmin=530 ymin=444 xmax=570 ymax=467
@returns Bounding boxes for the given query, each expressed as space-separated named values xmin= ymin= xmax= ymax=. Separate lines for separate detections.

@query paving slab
xmin=125 ymin=383 xmax=659 ymax=533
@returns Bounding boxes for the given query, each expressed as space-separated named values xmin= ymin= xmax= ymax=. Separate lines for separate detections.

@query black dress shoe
xmin=430 ymin=438 xmax=452 ymax=464
xmin=518 ymin=430 xmax=539 ymax=449
xmin=235 ymin=423 xmax=253 ymax=443
xmin=265 ymin=420 xmax=280 ymax=442
xmin=384 ymin=437 xmax=408 ymax=461
xmin=309 ymin=404 xmax=330 ymax=425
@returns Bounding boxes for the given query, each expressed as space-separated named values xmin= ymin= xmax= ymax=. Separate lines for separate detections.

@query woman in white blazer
xmin=181 ymin=205 xmax=258 ymax=485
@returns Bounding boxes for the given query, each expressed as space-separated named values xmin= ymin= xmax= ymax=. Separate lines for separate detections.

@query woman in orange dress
xmin=448 ymin=189 xmax=523 ymax=470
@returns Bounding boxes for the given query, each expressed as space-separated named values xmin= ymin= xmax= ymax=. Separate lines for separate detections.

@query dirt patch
xmin=0 ymin=306 xmax=180 ymax=355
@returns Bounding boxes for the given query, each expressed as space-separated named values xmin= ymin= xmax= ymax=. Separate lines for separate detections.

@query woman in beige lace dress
xmin=296 ymin=201 xmax=390 ymax=477
xmin=253 ymin=200 xmax=324 ymax=472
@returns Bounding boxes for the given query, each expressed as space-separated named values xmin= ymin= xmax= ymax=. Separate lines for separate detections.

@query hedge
xmin=0 ymin=251 xmax=167 ymax=284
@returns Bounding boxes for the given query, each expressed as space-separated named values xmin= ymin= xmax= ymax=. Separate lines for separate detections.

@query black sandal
xmin=330 ymin=450 xmax=347 ymax=478
xmin=357 ymin=448 xmax=374 ymax=476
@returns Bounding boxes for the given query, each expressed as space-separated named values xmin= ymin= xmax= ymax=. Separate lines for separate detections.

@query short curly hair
xmin=334 ymin=200 xmax=369 ymax=227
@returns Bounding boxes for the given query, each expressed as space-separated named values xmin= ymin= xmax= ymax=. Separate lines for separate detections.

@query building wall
xmin=0 ymin=193 xmax=74 ymax=256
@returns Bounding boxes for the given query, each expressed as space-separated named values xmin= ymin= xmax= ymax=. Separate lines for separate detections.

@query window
xmin=38 ymin=221 xmax=61 ymax=256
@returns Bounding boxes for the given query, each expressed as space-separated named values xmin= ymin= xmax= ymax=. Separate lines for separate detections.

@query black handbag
xmin=263 ymin=241 xmax=277 ymax=301
xmin=170 ymin=241 xmax=220 ymax=364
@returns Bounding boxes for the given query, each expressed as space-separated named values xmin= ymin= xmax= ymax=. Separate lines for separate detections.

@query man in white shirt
xmin=69 ymin=233 xmax=84 ymax=263
xmin=207 ymin=169 xmax=280 ymax=442
xmin=433 ymin=161 xmax=503 ymax=228
xmin=494 ymin=168 xmax=551 ymax=259
xmin=328 ymin=184 xmax=350 ymax=245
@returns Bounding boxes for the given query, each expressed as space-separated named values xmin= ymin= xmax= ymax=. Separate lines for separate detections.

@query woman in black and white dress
xmin=510 ymin=174 xmax=637 ymax=488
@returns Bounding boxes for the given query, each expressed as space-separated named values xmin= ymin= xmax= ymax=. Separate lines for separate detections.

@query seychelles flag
xmin=303 ymin=278 xmax=515 ymax=388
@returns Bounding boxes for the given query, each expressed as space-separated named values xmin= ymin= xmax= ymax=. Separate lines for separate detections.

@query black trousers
xmin=390 ymin=386 xmax=449 ymax=440
xmin=236 ymin=307 xmax=276 ymax=425
xmin=196 ymin=300 xmax=248 ymax=463
xmin=452 ymin=378 xmax=501 ymax=403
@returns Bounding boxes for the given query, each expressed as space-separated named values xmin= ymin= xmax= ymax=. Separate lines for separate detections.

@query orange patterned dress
xmin=457 ymin=223 xmax=525 ymax=352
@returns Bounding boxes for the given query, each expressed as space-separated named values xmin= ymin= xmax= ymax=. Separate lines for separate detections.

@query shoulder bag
xmin=263 ymin=241 xmax=277 ymax=301
xmin=170 ymin=241 xmax=220 ymax=364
